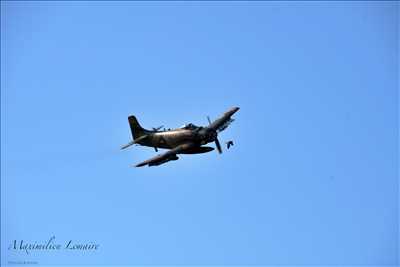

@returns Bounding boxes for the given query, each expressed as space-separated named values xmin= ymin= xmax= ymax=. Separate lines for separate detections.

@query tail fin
xmin=128 ymin=116 xmax=146 ymax=139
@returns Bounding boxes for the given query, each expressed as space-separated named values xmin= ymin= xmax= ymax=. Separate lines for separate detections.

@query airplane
xmin=121 ymin=107 xmax=240 ymax=167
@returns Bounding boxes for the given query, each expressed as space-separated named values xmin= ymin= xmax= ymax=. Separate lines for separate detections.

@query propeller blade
xmin=207 ymin=116 xmax=211 ymax=125
xmin=215 ymin=137 xmax=222 ymax=154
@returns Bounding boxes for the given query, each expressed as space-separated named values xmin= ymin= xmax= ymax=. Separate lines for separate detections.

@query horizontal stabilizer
xmin=121 ymin=140 xmax=135 ymax=150
xmin=120 ymin=135 xmax=148 ymax=150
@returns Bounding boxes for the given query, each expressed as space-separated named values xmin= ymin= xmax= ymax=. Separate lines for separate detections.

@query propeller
xmin=207 ymin=116 xmax=222 ymax=154
xmin=214 ymin=137 xmax=222 ymax=154
xmin=207 ymin=116 xmax=212 ymax=125
xmin=152 ymin=125 xmax=164 ymax=132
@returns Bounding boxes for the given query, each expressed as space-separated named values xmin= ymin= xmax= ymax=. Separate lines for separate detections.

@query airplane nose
xmin=206 ymin=130 xmax=217 ymax=142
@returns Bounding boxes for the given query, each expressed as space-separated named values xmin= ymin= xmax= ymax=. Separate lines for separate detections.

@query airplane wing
xmin=208 ymin=107 xmax=240 ymax=132
xmin=134 ymin=142 xmax=196 ymax=167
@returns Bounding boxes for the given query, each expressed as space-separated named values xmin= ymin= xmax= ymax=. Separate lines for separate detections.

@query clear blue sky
xmin=1 ymin=1 xmax=398 ymax=266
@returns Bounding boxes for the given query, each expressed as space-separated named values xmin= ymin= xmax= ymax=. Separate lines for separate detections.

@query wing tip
xmin=133 ymin=163 xmax=146 ymax=167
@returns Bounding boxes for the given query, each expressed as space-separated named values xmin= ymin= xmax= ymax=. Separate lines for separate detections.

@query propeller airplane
xmin=121 ymin=107 xmax=240 ymax=167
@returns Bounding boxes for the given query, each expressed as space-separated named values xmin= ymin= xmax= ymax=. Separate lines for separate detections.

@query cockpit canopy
xmin=181 ymin=123 xmax=200 ymax=130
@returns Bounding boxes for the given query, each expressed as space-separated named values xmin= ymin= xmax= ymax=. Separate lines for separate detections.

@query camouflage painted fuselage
xmin=136 ymin=127 xmax=216 ymax=154
xmin=140 ymin=129 xmax=193 ymax=149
